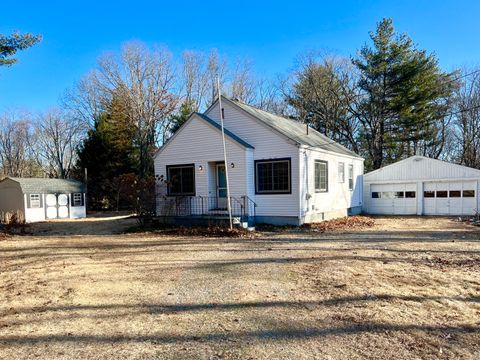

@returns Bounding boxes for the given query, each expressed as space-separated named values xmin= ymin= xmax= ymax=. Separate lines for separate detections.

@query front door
xmin=216 ymin=164 xmax=227 ymax=209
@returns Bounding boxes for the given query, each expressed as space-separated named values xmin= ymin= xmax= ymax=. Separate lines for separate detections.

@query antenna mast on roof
xmin=217 ymin=78 xmax=233 ymax=230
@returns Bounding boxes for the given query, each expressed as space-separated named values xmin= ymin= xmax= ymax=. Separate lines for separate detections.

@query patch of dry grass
xmin=0 ymin=216 xmax=479 ymax=359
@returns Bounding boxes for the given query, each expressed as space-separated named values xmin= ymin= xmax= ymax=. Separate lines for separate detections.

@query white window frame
xmin=348 ymin=164 xmax=354 ymax=191
xmin=29 ymin=194 xmax=41 ymax=208
xmin=315 ymin=160 xmax=328 ymax=193
xmin=338 ymin=162 xmax=345 ymax=183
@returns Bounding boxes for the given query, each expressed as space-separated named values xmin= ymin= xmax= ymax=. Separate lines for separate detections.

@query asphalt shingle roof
xmin=226 ymin=98 xmax=361 ymax=158
xmin=6 ymin=177 xmax=85 ymax=194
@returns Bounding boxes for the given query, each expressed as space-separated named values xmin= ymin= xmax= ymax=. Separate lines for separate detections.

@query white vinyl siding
xmin=206 ymin=101 xmax=300 ymax=217
xmin=300 ymin=148 xmax=364 ymax=222
xmin=154 ymin=113 xmax=249 ymax=213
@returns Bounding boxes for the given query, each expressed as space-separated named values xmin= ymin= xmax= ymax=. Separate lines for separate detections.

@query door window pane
xmin=405 ymin=191 xmax=416 ymax=198
xmin=424 ymin=191 xmax=435 ymax=198
xmin=449 ymin=190 xmax=461 ymax=198
xmin=436 ymin=191 xmax=448 ymax=198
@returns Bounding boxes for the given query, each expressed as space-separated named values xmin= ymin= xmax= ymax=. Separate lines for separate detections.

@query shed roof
xmin=223 ymin=97 xmax=361 ymax=158
xmin=4 ymin=177 xmax=85 ymax=194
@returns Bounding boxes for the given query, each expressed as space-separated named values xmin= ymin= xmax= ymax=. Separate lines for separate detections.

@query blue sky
xmin=1 ymin=0 xmax=479 ymax=112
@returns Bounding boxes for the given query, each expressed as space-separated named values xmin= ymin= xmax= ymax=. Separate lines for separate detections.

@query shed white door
xmin=369 ymin=183 xmax=417 ymax=215
xmin=423 ymin=181 xmax=477 ymax=215
xmin=46 ymin=194 xmax=69 ymax=219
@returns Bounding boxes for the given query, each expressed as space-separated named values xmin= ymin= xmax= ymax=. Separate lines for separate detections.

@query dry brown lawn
xmin=1 ymin=216 xmax=479 ymax=359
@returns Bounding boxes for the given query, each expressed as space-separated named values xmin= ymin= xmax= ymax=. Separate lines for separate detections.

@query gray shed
xmin=0 ymin=177 xmax=86 ymax=223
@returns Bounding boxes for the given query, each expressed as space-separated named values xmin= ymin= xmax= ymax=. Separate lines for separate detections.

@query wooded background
xmin=1 ymin=19 xmax=479 ymax=209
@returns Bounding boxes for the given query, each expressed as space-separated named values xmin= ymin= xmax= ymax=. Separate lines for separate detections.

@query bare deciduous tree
xmin=0 ymin=110 xmax=37 ymax=177
xmin=67 ymin=41 xmax=179 ymax=177
xmin=453 ymin=69 xmax=480 ymax=168
xmin=33 ymin=109 xmax=85 ymax=179
xmin=284 ymin=53 xmax=360 ymax=152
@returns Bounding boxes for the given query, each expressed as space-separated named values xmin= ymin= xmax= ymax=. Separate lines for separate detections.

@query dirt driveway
xmin=1 ymin=217 xmax=479 ymax=359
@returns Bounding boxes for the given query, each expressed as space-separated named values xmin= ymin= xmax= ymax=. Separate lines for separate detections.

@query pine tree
xmin=353 ymin=18 xmax=457 ymax=170
xmin=75 ymin=97 xmax=138 ymax=209
xmin=0 ymin=32 xmax=42 ymax=66
xmin=169 ymin=100 xmax=195 ymax=134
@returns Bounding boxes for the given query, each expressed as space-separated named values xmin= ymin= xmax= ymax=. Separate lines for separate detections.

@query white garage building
xmin=363 ymin=156 xmax=480 ymax=216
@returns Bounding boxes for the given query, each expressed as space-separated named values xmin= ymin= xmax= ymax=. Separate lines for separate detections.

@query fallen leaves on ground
xmin=301 ymin=216 xmax=375 ymax=232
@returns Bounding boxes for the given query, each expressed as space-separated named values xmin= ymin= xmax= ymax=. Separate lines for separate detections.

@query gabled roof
xmin=218 ymin=97 xmax=361 ymax=159
xmin=194 ymin=112 xmax=254 ymax=149
xmin=2 ymin=177 xmax=85 ymax=194
xmin=364 ymin=155 xmax=480 ymax=182
xmin=155 ymin=112 xmax=254 ymax=157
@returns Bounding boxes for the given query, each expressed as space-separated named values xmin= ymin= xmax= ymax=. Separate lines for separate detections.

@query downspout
xmin=302 ymin=149 xmax=311 ymax=224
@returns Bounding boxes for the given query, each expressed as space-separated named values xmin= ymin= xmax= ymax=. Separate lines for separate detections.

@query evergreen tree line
xmin=2 ymin=19 xmax=480 ymax=210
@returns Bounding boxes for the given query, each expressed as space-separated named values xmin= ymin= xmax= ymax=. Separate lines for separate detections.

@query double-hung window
xmin=255 ymin=158 xmax=291 ymax=194
xmin=167 ymin=164 xmax=196 ymax=196
xmin=348 ymin=164 xmax=354 ymax=191
xmin=338 ymin=162 xmax=345 ymax=183
xmin=72 ymin=193 xmax=83 ymax=207
xmin=29 ymin=194 xmax=41 ymax=208
xmin=315 ymin=160 xmax=328 ymax=192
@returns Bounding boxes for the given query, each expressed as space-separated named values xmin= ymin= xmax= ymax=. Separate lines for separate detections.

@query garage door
xmin=369 ymin=183 xmax=417 ymax=215
xmin=424 ymin=181 xmax=477 ymax=215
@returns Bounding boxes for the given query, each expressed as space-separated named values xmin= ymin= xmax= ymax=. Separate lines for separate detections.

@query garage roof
xmin=4 ymin=177 xmax=85 ymax=194
xmin=364 ymin=156 xmax=480 ymax=182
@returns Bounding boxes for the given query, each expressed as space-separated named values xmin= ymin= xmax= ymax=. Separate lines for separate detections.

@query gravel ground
xmin=1 ymin=217 xmax=479 ymax=359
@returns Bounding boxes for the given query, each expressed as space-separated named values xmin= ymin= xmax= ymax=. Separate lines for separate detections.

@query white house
xmin=0 ymin=177 xmax=86 ymax=223
xmin=363 ymin=156 xmax=480 ymax=216
xmin=154 ymin=96 xmax=364 ymax=226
